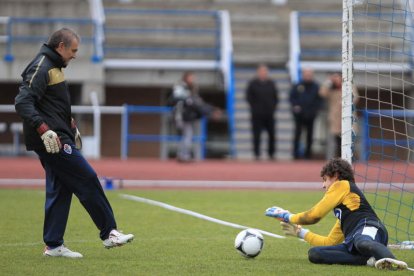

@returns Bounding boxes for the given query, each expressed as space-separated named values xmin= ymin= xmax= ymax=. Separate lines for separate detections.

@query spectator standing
xmin=246 ymin=64 xmax=279 ymax=160
xmin=289 ymin=68 xmax=322 ymax=159
xmin=319 ymin=73 xmax=359 ymax=158
xmin=170 ymin=71 xmax=220 ymax=162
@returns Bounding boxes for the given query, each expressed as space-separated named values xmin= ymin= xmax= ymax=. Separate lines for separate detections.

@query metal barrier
xmin=0 ymin=103 xmax=208 ymax=159
xmin=220 ymin=11 xmax=236 ymax=158
xmin=3 ymin=17 xmax=102 ymax=62
xmin=0 ymin=101 xmax=122 ymax=158
xmin=0 ymin=105 xmax=24 ymax=155
xmin=121 ymin=105 xmax=207 ymax=160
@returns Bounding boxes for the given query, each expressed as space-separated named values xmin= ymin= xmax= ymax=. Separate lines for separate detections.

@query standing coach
xmin=15 ymin=28 xmax=133 ymax=258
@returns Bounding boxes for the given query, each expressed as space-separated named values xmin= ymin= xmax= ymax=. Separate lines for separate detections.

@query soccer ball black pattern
xmin=234 ymin=229 xmax=264 ymax=258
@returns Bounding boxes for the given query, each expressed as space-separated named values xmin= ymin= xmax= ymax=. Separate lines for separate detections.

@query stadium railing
xmin=121 ymin=105 xmax=207 ymax=160
xmin=0 ymin=105 xmax=24 ymax=156
xmin=0 ymin=93 xmax=120 ymax=158
xmin=2 ymin=17 xmax=102 ymax=62
xmin=0 ymin=101 xmax=207 ymax=160
xmin=360 ymin=109 xmax=414 ymax=161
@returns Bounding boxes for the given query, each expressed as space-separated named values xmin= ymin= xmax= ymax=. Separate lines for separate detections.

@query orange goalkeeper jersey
xmin=290 ymin=180 xmax=379 ymax=246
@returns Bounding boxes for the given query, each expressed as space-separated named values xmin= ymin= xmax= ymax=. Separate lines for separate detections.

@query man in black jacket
xmin=15 ymin=28 xmax=133 ymax=258
xmin=246 ymin=64 xmax=279 ymax=160
xmin=289 ymin=68 xmax=322 ymax=159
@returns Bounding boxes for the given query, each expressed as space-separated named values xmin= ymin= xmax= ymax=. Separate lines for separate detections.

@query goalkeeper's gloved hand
xmin=37 ymin=123 xmax=61 ymax=154
xmin=71 ymin=118 xmax=82 ymax=150
xmin=280 ymin=222 xmax=309 ymax=239
xmin=265 ymin=206 xmax=292 ymax=222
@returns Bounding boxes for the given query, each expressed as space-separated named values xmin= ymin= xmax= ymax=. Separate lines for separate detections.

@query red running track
xmin=0 ymin=157 xmax=412 ymax=189
xmin=0 ymin=157 xmax=325 ymax=181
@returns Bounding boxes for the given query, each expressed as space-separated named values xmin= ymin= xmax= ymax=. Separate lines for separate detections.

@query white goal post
xmin=341 ymin=0 xmax=355 ymax=163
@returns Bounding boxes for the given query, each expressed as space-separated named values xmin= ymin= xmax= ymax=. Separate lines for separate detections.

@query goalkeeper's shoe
xmin=375 ymin=258 xmax=408 ymax=270
xmin=43 ymin=245 xmax=83 ymax=258
xmin=103 ymin=229 xmax=134 ymax=249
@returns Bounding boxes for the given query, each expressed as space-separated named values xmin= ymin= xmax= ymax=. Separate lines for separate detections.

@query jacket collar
xmin=40 ymin=44 xmax=66 ymax=68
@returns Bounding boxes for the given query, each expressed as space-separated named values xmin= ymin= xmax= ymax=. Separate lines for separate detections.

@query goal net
xmin=343 ymin=0 xmax=414 ymax=246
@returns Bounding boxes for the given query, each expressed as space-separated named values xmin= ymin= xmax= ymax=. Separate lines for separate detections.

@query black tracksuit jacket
xmin=15 ymin=44 xmax=75 ymax=151
xmin=246 ymin=78 xmax=279 ymax=117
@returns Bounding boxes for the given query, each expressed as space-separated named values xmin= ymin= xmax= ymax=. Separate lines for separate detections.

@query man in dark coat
xmin=289 ymin=68 xmax=322 ymax=159
xmin=246 ymin=64 xmax=279 ymax=160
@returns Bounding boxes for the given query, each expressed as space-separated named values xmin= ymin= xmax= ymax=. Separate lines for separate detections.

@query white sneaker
xmin=366 ymin=257 xmax=376 ymax=267
xmin=375 ymin=258 xmax=408 ymax=270
xmin=43 ymin=245 xmax=83 ymax=258
xmin=103 ymin=229 xmax=134 ymax=249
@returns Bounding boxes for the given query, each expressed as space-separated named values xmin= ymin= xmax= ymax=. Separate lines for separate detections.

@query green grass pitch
xmin=0 ymin=189 xmax=412 ymax=275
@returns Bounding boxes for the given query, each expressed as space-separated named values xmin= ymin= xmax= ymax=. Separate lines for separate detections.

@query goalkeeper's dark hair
xmin=47 ymin=28 xmax=80 ymax=49
xmin=320 ymin=158 xmax=355 ymax=183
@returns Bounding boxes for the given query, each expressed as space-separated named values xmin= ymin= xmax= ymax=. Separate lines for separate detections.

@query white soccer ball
xmin=234 ymin=228 xmax=264 ymax=258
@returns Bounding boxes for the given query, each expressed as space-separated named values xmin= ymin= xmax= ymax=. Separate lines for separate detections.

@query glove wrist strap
xmin=37 ymin=123 xmax=50 ymax=135
xmin=298 ymin=228 xmax=309 ymax=239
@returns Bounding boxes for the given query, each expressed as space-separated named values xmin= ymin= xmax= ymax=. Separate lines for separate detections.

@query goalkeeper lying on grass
xmin=265 ymin=158 xmax=408 ymax=270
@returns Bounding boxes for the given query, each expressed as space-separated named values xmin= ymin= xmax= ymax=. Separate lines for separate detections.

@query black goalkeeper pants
xmin=308 ymin=223 xmax=394 ymax=265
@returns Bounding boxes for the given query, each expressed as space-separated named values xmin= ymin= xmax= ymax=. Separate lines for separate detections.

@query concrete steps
xmin=0 ymin=0 xmax=90 ymax=18
xmin=103 ymin=5 xmax=219 ymax=60
xmin=286 ymin=0 xmax=341 ymax=12
xmin=102 ymin=0 xmax=290 ymax=65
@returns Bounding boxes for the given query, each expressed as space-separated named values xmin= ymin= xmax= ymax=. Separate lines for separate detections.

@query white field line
xmin=120 ymin=193 xmax=285 ymax=239
xmin=120 ymin=180 xmax=323 ymax=189
xmin=0 ymin=178 xmax=44 ymax=185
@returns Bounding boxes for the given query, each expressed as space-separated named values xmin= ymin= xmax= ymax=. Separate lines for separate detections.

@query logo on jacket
xmin=63 ymin=144 xmax=72 ymax=154
xmin=334 ymin=208 xmax=342 ymax=220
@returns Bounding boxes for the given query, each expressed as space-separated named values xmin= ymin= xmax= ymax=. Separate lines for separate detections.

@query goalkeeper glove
xmin=71 ymin=118 xmax=82 ymax=150
xmin=280 ymin=222 xmax=309 ymax=239
xmin=265 ymin=206 xmax=292 ymax=222
xmin=37 ymin=123 xmax=61 ymax=154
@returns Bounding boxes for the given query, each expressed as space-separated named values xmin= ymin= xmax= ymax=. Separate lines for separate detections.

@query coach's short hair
xmin=47 ymin=28 xmax=80 ymax=49
xmin=320 ymin=158 xmax=355 ymax=183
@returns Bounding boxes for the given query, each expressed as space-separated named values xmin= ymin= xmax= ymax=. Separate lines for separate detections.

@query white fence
xmin=0 ymin=95 xmax=124 ymax=158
